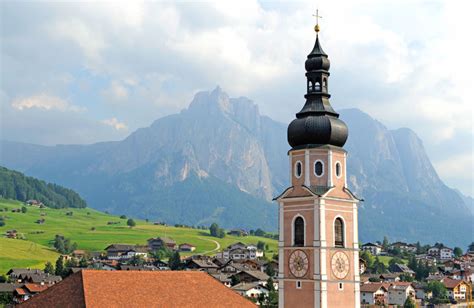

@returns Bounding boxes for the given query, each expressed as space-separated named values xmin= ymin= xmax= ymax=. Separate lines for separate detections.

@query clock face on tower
xmin=331 ymin=251 xmax=350 ymax=279
xmin=289 ymin=250 xmax=309 ymax=278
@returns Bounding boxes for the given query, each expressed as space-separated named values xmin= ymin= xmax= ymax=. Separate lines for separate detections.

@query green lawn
xmin=378 ymin=255 xmax=407 ymax=266
xmin=0 ymin=198 xmax=277 ymax=274
xmin=0 ymin=237 xmax=59 ymax=275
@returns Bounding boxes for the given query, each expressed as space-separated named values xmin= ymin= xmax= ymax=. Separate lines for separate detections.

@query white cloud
xmin=101 ymin=117 xmax=128 ymax=131
xmin=102 ymin=81 xmax=129 ymax=102
xmin=11 ymin=94 xmax=84 ymax=112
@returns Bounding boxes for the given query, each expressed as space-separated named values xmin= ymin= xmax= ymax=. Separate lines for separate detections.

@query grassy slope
xmin=0 ymin=199 xmax=277 ymax=274
xmin=0 ymin=238 xmax=59 ymax=275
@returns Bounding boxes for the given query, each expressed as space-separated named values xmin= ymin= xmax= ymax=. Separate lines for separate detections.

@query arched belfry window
xmin=294 ymin=216 xmax=305 ymax=247
xmin=334 ymin=217 xmax=344 ymax=247
xmin=323 ymin=78 xmax=328 ymax=90
xmin=308 ymin=80 xmax=313 ymax=92
xmin=315 ymin=81 xmax=321 ymax=91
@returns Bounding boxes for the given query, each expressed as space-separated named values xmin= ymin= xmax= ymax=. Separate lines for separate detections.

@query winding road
xmin=199 ymin=237 xmax=221 ymax=255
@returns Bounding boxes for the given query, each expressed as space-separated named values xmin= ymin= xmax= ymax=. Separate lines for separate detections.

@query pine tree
xmin=169 ymin=251 xmax=181 ymax=270
xmin=55 ymin=256 xmax=64 ymax=277
xmin=44 ymin=262 xmax=55 ymax=275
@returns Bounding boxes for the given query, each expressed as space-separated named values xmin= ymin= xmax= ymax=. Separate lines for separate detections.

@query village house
xmin=6 ymin=269 xmax=61 ymax=285
xmin=216 ymin=242 xmax=263 ymax=260
xmin=448 ymin=268 xmax=474 ymax=282
xmin=227 ymin=229 xmax=248 ymax=237
xmin=230 ymin=270 xmax=269 ymax=285
xmin=428 ymin=246 xmax=454 ymax=260
xmin=184 ymin=257 xmax=219 ymax=272
xmin=17 ymin=270 xmax=256 ymax=307
xmin=415 ymin=254 xmax=437 ymax=266
xmin=361 ymin=242 xmax=383 ymax=256
xmin=178 ymin=243 xmax=196 ymax=252
xmin=231 ymin=282 xmax=269 ymax=299
xmin=13 ymin=283 xmax=49 ymax=304
xmin=389 ymin=242 xmax=417 ymax=253
xmin=390 ymin=263 xmax=415 ymax=277
xmin=147 ymin=237 xmax=177 ymax=251
xmin=360 ymin=283 xmax=387 ymax=305
xmin=387 ymin=283 xmax=416 ymax=306
xmin=26 ymin=200 xmax=43 ymax=207
xmin=5 ymin=229 xmax=18 ymax=239
xmin=210 ymin=273 xmax=232 ymax=287
xmin=104 ymin=244 xmax=148 ymax=260
xmin=442 ymin=278 xmax=471 ymax=301
xmin=412 ymin=282 xmax=431 ymax=301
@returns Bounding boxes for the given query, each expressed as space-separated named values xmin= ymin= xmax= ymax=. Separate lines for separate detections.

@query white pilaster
xmin=304 ymin=150 xmax=310 ymax=186
xmin=328 ymin=150 xmax=333 ymax=187
xmin=343 ymin=152 xmax=348 ymax=188
xmin=279 ymin=201 xmax=285 ymax=308
xmin=289 ymin=152 xmax=293 ymax=185
xmin=319 ymin=199 xmax=327 ymax=308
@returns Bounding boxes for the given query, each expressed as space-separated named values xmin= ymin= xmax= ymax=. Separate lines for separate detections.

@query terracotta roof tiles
xmin=19 ymin=270 xmax=256 ymax=308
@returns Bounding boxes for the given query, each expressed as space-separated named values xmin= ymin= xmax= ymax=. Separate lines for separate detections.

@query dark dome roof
xmin=288 ymin=115 xmax=348 ymax=148
xmin=287 ymin=34 xmax=348 ymax=149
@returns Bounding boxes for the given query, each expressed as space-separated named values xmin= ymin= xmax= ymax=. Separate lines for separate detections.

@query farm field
xmin=0 ymin=198 xmax=277 ymax=274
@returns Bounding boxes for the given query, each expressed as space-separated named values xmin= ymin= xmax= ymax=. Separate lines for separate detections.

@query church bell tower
xmin=274 ymin=17 xmax=361 ymax=308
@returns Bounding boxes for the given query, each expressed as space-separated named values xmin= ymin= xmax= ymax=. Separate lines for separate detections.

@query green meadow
xmin=0 ymin=198 xmax=277 ymax=275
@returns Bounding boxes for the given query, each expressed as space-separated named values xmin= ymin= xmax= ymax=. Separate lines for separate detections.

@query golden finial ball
xmin=314 ymin=24 xmax=320 ymax=32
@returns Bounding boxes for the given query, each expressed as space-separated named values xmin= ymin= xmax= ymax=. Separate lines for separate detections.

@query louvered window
xmin=335 ymin=218 xmax=344 ymax=247
xmin=294 ymin=217 xmax=304 ymax=246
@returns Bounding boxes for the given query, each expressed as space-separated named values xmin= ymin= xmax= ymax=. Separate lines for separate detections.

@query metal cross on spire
xmin=313 ymin=9 xmax=322 ymax=32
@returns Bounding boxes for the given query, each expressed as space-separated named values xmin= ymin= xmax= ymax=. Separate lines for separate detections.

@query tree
xmin=169 ymin=251 xmax=181 ymax=270
xmin=408 ymin=255 xmax=418 ymax=272
xmin=120 ymin=215 xmax=127 ymax=219
xmin=231 ymin=275 xmax=240 ymax=286
xmin=360 ymin=250 xmax=375 ymax=270
xmin=382 ymin=236 xmax=389 ymax=250
xmin=127 ymin=218 xmax=136 ymax=228
xmin=373 ymin=257 xmax=387 ymax=274
xmin=254 ymin=228 xmax=265 ymax=237
xmin=265 ymin=264 xmax=275 ymax=277
xmin=0 ymin=218 xmax=5 ymax=227
xmin=217 ymin=228 xmax=226 ymax=238
xmin=399 ymin=273 xmax=414 ymax=282
xmin=55 ymin=256 xmax=64 ymax=277
xmin=21 ymin=206 xmax=27 ymax=213
xmin=44 ymin=262 xmax=55 ymax=275
xmin=257 ymin=241 xmax=266 ymax=251
xmin=79 ymin=257 xmax=88 ymax=268
xmin=403 ymin=297 xmax=416 ymax=308
xmin=426 ymin=281 xmax=449 ymax=304
xmin=0 ymin=275 xmax=6 ymax=283
xmin=130 ymin=255 xmax=145 ymax=266
xmin=453 ymin=247 xmax=463 ymax=257
xmin=210 ymin=223 xmax=219 ymax=237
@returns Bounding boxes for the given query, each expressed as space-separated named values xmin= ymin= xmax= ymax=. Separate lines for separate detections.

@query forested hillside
xmin=0 ymin=166 xmax=86 ymax=208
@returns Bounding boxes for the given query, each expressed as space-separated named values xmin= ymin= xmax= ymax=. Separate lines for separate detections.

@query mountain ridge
xmin=1 ymin=88 xmax=471 ymax=246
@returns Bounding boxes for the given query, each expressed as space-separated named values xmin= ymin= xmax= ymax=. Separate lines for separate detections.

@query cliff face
xmin=1 ymin=88 xmax=471 ymax=246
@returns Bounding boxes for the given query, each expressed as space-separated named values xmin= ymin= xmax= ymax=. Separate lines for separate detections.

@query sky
xmin=0 ymin=0 xmax=472 ymax=196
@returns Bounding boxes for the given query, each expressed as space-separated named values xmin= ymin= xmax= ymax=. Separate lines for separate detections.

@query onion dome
xmin=287 ymin=29 xmax=348 ymax=149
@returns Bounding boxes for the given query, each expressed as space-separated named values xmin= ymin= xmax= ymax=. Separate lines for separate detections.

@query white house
xmin=440 ymin=247 xmax=454 ymax=260
xmin=360 ymin=283 xmax=387 ymax=305
xmin=388 ymin=284 xmax=416 ymax=306
xmin=231 ymin=282 xmax=269 ymax=299
xmin=361 ymin=243 xmax=382 ymax=256
xmin=216 ymin=242 xmax=263 ymax=260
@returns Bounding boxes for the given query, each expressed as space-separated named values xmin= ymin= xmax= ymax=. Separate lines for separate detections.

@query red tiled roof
xmin=19 ymin=270 xmax=256 ymax=307
xmin=24 ymin=284 xmax=48 ymax=293
xmin=442 ymin=278 xmax=466 ymax=289
xmin=360 ymin=283 xmax=386 ymax=293
xmin=15 ymin=288 xmax=27 ymax=295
